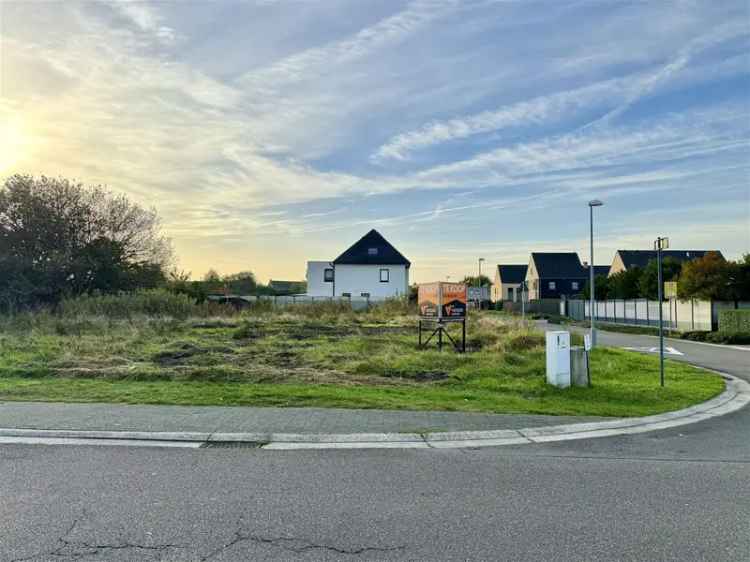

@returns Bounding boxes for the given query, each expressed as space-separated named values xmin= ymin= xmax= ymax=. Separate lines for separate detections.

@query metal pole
xmin=657 ymin=239 xmax=664 ymax=387
xmin=478 ymin=258 xmax=482 ymax=309
xmin=590 ymin=205 xmax=596 ymax=347
xmin=521 ymin=282 xmax=525 ymax=320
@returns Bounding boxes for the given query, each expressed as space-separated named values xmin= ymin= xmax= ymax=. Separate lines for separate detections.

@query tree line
xmin=584 ymin=252 xmax=750 ymax=301
xmin=0 ymin=175 xmax=301 ymax=312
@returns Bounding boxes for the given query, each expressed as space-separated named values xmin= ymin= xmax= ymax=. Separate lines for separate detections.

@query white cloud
xmin=110 ymin=1 xmax=177 ymax=44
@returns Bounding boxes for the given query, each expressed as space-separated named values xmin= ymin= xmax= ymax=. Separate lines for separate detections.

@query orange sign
xmin=418 ymin=282 xmax=467 ymax=320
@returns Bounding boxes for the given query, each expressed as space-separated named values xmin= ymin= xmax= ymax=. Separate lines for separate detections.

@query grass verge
xmin=0 ymin=310 xmax=724 ymax=417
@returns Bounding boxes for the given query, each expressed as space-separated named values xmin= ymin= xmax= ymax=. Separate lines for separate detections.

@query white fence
xmin=562 ymin=299 xmax=722 ymax=331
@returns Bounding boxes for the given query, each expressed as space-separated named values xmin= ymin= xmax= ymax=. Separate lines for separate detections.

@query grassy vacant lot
xmin=0 ymin=297 xmax=724 ymax=417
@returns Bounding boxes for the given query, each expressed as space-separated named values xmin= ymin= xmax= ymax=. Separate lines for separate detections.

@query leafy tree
xmin=608 ymin=267 xmax=643 ymax=299
xmin=462 ymin=275 xmax=491 ymax=287
xmin=729 ymin=254 xmax=750 ymax=300
xmin=677 ymin=252 xmax=731 ymax=300
xmin=224 ymin=271 xmax=257 ymax=294
xmin=582 ymin=274 xmax=610 ymax=299
xmin=638 ymin=257 xmax=682 ymax=300
xmin=678 ymin=252 xmax=750 ymax=301
xmin=0 ymin=174 xmax=171 ymax=310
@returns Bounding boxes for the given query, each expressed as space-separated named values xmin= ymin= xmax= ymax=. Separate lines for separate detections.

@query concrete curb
xmin=1 ymin=372 xmax=747 ymax=450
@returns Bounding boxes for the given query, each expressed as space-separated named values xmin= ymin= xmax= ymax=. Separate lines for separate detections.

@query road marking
xmin=0 ymin=436 xmax=202 ymax=448
xmin=623 ymin=346 xmax=684 ymax=356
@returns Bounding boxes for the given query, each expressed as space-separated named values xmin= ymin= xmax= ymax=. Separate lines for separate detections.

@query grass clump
xmin=0 ymin=308 xmax=724 ymax=417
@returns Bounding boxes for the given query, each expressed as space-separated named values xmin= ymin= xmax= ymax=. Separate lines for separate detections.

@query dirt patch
xmin=152 ymin=343 xmax=235 ymax=365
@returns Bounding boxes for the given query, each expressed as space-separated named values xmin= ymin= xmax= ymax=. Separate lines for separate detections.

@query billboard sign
xmin=418 ymin=282 xmax=467 ymax=320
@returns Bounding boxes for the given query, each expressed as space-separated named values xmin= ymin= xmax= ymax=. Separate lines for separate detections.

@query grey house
xmin=526 ymin=253 xmax=588 ymax=300
xmin=491 ymin=264 xmax=528 ymax=302
xmin=609 ymin=250 xmax=724 ymax=276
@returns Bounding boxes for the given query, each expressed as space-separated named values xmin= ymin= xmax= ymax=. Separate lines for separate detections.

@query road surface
xmin=1 ymin=327 xmax=748 ymax=561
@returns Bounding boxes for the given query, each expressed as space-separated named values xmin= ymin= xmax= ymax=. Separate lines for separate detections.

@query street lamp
xmin=477 ymin=258 xmax=485 ymax=309
xmin=588 ymin=200 xmax=603 ymax=347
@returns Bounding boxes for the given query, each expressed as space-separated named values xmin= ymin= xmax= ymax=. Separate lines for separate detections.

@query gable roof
xmin=497 ymin=264 xmax=528 ymax=284
xmin=530 ymin=253 xmax=586 ymax=278
xmin=584 ymin=265 xmax=611 ymax=277
xmin=616 ymin=250 xmax=723 ymax=270
xmin=333 ymin=229 xmax=411 ymax=266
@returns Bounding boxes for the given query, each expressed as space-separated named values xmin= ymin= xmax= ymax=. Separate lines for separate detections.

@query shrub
xmin=719 ymin=310 xmax=750 ymax=334
xmin=705 ymin=331 xmax=750 ymax=345
xmin=680 ymin=330 xmax=709 ymax=342
xmin=58 ymin=289 xmax=219 ymax=319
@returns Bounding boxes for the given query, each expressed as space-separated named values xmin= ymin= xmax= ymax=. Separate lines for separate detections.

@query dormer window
xmin=368 ymin=248 xmax=378 ymax=256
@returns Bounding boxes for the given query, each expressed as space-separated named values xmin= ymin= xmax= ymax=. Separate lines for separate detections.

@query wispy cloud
xmin=110 ymin=1 xmax=177 ymax=44
xmin=3 ymin=0 xmax=748 ymax=280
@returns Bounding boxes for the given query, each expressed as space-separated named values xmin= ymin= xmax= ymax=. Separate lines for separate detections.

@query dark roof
xmin=617 ymin=250 xmax=724 ymax=270
xmin=333 ymin=229 xmax=411 ymax=266
xmin=584 ymin=265 xmax=611 ymax=277
xmin=497 ymin=264 xmax=528 ymax=284
xmin=531 ymin=253 xmax=586 ymax=278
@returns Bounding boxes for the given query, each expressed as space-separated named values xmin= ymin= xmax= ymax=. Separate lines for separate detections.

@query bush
xmin=59 ymin=289 xmax=209 ymax=319
xmin=680 ymin=330 xmax=709 ymax=342
xmin=719 ymin=310 xmax=750 ymax=334
xmin=705 ymin=331 xmax=750 ymax=345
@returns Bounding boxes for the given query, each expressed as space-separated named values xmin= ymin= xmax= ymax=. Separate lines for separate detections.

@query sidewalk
xmin=0 ymin=401 xmax=606 ymax=434
xmin=1 ymin=372 xmax=747 ymax=449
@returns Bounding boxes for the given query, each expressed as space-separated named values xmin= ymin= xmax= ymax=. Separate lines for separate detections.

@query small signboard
xmin=418 ymin=282 xmax=467 ymax=321
xmin=664 ymin=281 xmax=678 ymax=298
xmin=418 ymin=282 xmax=440 ymax=318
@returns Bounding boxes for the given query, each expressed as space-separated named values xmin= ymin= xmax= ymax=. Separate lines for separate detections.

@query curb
xmin=1 ymin=373 xmax=748 ymax=450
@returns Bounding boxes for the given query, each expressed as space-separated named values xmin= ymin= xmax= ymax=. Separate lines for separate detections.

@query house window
xmin=342 ymin=292 xmax=351 ymax=298
xmin=571 ymin=281 xmax=579 ymax=290
xmin=361 ymin=292 xmax=370 ymax=298
xmin=324 ymin=268 xmax=334 ymax=282
xmin=548 ymin=281 xmax=556 ymax=290
xmin=380 ymin=268 xmax=389 ymax=282
xmin=368 ymin=247 xmax=379 ymax=256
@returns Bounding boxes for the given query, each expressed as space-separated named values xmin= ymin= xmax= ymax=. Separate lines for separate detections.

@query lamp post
xmin=588 ymin=200 xmax=604 ymax=347
xmin=654 ymin=236 xmax=669 ymax=387
xmin=478 ymin=257 xmax=485 ymax=309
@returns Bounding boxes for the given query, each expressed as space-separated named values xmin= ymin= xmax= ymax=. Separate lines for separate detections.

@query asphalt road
xmin=1 ymin=328 xmax=748 ymax=562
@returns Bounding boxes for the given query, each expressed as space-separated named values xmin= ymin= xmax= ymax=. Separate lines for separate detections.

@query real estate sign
xmin=418 ymin=282 xmax=467 ymax=320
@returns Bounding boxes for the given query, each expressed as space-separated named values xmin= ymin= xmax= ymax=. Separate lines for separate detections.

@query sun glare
xmin=0 ymin=116 xmax=29 ymax=174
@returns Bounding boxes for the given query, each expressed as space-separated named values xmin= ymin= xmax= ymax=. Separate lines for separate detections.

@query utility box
xmin=570 ymin=347 xmax=589 ymax=387
xmin=546 ymin=331 xmax=571 ymax=388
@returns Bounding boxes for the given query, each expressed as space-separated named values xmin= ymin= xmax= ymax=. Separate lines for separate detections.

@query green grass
xmin=0 ymin=309 xmax=724 ymax=417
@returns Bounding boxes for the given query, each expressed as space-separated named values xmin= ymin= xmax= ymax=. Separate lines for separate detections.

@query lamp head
xmin=588 ymin=199 xmax=604 ymax=207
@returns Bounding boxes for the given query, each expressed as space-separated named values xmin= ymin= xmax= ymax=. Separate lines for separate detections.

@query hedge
xmin=718 ymin=310 xmax=750 ymax=334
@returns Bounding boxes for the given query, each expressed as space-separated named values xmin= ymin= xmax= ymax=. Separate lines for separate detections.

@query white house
xmin=306 ymin=230 xmax=411 ymax=299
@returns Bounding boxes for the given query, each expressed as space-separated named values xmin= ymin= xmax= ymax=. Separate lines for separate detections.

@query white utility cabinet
xmin=546 ymin=331 xmax=571 ymax=388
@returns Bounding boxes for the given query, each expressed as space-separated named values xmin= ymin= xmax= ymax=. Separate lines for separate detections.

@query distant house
xmin=584 ymin=264 xmax=611 ymax=278
xmin=306 ymin=229 xmax=411 ymax=298
xmin=526 ymin=253 xmax=587 ymax=300
xmin=269 ymin=280 xmax=306 ymax=295
xmin=491 ymin=264 xmax=528 ymax=302
xmin=609 ymin=250 xmax=724 ymax=276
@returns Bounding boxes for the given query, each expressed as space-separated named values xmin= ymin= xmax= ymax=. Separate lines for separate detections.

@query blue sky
xmin=1 ymin=0 xmax=748 ymax=282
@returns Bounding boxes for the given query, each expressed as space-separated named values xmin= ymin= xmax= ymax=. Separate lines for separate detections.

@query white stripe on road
xmin=623 ymin=346 xmax=684 ymax=356
xmin=0 ymin=436 xmax=202 ymax=448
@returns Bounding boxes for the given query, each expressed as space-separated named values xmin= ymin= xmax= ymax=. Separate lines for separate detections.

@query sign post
xmin=584 ymin=333 xmax=592 ymax=387
xmin=418 ymin=282 xmax=467 ymax=352
xmin=654 ymin=236 xmax=669 ymax=387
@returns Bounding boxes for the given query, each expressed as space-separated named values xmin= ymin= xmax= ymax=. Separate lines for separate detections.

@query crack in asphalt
xmin=201 ymin=517 xmax=406 ymax=560
xmin=10 ymin=511 xmax=182 ymax=561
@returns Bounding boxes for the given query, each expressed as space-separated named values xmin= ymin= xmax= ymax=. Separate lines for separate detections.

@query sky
xmin=1 ymin=0 xmax=748 ymax=283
